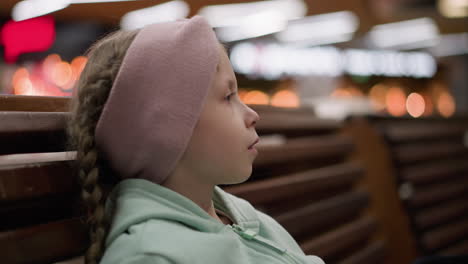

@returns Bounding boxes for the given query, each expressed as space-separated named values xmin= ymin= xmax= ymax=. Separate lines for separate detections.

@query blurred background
xmin=1 ymin=0 xmax=467 ymax=120
xmin=1 ymin=1 xmax=468 ymax=264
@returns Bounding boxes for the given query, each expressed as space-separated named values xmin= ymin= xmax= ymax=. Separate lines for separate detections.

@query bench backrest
xmin=346 ymin=115 xmax=468 ymax=261
xmin=0 ymin=95 xmax=87 ymax=264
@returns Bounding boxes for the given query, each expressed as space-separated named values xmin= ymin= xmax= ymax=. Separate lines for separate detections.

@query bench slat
xmin=401 ymin=158 xmax=468 ymax=184
xmin=0 ymin=112 xmax=69 ymax=155
xmin=256 ymin=110 xmax=341 ymax=134
xmin=254 ymin=135 xmax=354 ymax=167
xmin=224 ymin=162 xmax=363 ymax=205
xmin=0 ymin=95 xmax=69 ymax=112
xmin=408 ymin=178 xmax=468 ymax=208
xmin=0 ymin=159 xmax=76 ymax=201
xmin=394 ymin=142 xmax=468 ymax=164
xmin=338 ymin=240 xmax=386 ymax=264
xmin=54 ymin=256 xmax=84 ymax=264
xmin=0 ymin=194 xmax=80 ymax=231
xmin=381 ymin=123 xmax=468 ymax=143
xmin=301 ymin=216 xmax=376 ymax=259
xmin=1 ymin=217 xmax=88 ymax=264
xmin=0 ymin=112 xmax=67 ymax=133
xmin=414 ymin=197 xmax=468 ymax=230
xmin=421 ymin=217 xmax=468 ymax=251
xmin=276 ymin=191 xmax=369 ymax=238
xmin=439 ymin=239 xmax=468 ymax=256
xmin=0 ymin=151 xmax=75 ymax=167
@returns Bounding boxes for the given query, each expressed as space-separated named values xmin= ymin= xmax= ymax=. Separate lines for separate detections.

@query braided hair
xmin=66 ymin=29 xmax=139 ymax=264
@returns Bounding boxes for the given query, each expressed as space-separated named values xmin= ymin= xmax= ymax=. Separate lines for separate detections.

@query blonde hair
xmin=66 ymin=29 xmax=139 ymax=264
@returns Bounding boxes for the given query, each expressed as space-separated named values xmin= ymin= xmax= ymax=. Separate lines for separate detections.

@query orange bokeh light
xmin=271 ymin=90 xmax=300 ymax=108
xmin=406 ymin=93 xmax=425 ymax=118
xmin=369 ymin=84 xmax=387 ymax=111
xmin=238 ymin=89 xmax=248 ymax=101
xmin=437 ymin=91 xmax=455 ymax=117
xmin=43 ymin=54 xmax=61 ymax=79
xmin=242 ymin=90 xmax=269 ymax=105
xmin=13 ymin=76 xmax=33 ymax=95
xmin=12 ymin=67 xmax=29 ymax=87
xmin=62 ymin=56 xmax=88 ymax=89
xmin=386 ymin=86 xmax=406 ymax=116
xmin=71 ymin=56 xmax=87 ymax=77
xmin=51 ymin=61 xmax=73 ymax=87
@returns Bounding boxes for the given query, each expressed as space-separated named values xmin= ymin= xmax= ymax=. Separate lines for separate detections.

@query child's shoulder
xmin=101 ymin=218 xmax=200 ymax=262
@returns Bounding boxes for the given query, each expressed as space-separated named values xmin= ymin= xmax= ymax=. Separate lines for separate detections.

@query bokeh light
xmin=66 ymin=56 xmax=88 ymax=89
xmin=271 ymin=90 xmax=300 ymax=108
xmin=13 ymin=76 xmax=33 ymax=95
xmin=437 ymin=91 xmax=456 ymax=117
xmin=51 ymin=61 xmax=73 ymax=87
xmin=406 ymin=93 xmax=425 ymax=118
xmin=43 ymin=54 xmax=61 ymax=79
xmin=12 ymin=67 xmax=29 ymax=87
xmin=242 ymin=90 xmax=269 ymax=105
xmin=386 ymin=86 xmax=406 ymax=116
xmin=369 ymin=83 xmax=387 ymax=111
xmin=71 ymin=56 xmax=87 ymax=76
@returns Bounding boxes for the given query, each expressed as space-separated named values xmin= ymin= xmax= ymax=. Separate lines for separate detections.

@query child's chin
xmin=223 ymin=173 xmax=252 ymax=185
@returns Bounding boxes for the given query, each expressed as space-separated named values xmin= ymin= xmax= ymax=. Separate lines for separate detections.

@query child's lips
xmin=248 ymin=146 xmax=258 ymax=155
xmin=248 ymin=138 xmax=259 ymax=149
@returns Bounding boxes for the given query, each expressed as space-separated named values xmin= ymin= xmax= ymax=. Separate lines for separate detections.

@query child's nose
xmin=245 ymin=105 xmax=260 ymax=127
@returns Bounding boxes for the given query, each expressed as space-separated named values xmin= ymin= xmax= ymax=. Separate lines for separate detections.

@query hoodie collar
xmin=213 ymin=185 xmax=260 ymax=232
xmin=104 ymin=178 xmax=260 ymax=247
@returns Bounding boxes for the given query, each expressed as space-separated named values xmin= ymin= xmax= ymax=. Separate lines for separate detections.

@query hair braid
xmin=66 ymin=29 xmax=139 ymax=264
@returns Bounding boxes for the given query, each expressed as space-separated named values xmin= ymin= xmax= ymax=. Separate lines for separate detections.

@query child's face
xmin=178 ymin=44 xmax=260 ymax=186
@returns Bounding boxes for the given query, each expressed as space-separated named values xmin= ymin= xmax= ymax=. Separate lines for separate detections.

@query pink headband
xmin=94 ymin=15 xmax=220 ymax=184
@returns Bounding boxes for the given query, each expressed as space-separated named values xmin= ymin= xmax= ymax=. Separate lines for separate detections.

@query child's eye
xmin=226 ymin=92 xmax=236 ymax=101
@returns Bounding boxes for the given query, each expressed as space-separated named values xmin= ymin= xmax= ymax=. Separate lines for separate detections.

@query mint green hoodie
xmin=100 ymin=178 xmax=325 ymax=264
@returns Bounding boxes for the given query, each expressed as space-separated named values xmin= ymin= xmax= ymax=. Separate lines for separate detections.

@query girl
xmin=67 ymin=15 xmax=325 ymax=264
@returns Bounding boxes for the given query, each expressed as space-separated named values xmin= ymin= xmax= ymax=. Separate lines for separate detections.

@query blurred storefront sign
xmin=0 ymin=16 xmax=55 ymax=63
xmin=230 ymin=42 xmax=437 ymax=79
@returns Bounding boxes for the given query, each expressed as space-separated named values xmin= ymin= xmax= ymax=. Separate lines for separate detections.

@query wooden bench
xmin=345 ymin=116 xmax=468 ymax=262
xmin=0 ymin=95 xmax=87 ymax=264
xmin=1 ymin=95 xmax=388 ymax=264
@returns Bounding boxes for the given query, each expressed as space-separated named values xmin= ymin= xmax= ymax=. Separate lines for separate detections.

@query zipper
xmin=229 ymin=224 xmax=299 ymax=264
